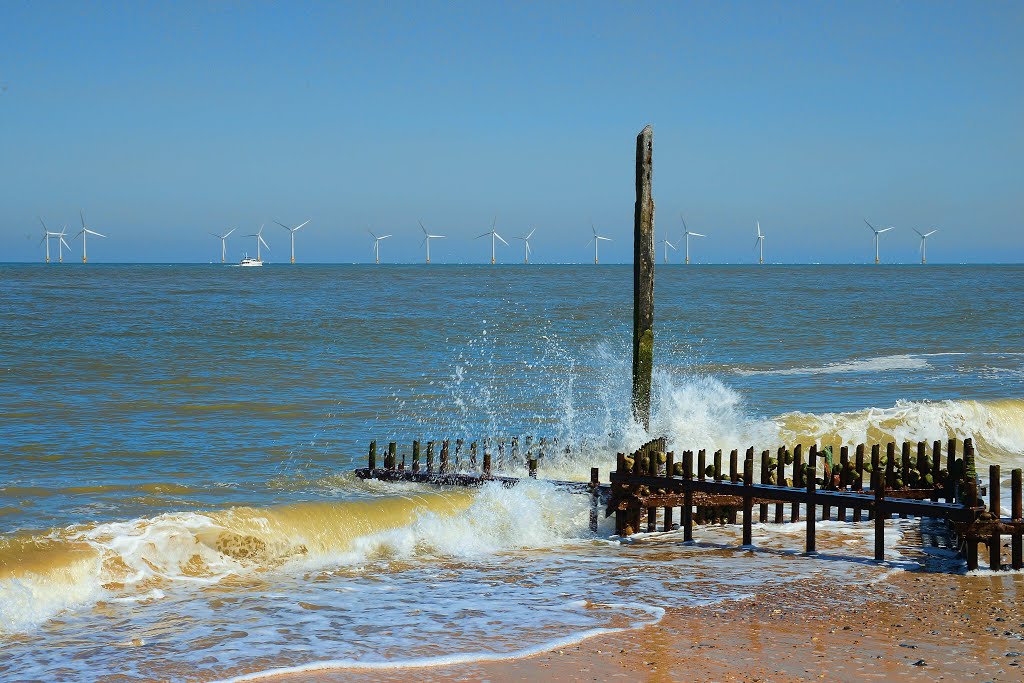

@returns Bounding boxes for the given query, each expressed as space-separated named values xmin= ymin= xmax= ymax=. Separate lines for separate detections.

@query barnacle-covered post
xmin=632 ymin=125 xmax=655 ymax=431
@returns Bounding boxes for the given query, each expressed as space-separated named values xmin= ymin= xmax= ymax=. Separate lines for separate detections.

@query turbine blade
xmin=496 ymin=233 xmax=509 ymax=246
xmin=925 ymin=230 xmax=937 ymax=237
xmin=526 ymin=228 xmax=536 ymax=240
xmin=691 ymin=232 xmax=705 ymax=237
xmin=274 ymin=220 xmax=289 ymax=230
xmin=476 ymin=232 xmax=491 ymax=239
xmin=80 ymin=210 xmax=86 ymax=228
xmin=60 ymin=237 xmax=70 ymax=250
xmin=878 ymin=227 xmax=894 ymax=233
xmin=368 ymin=229 xmax=377 ymax=238
xmin=419 ymin=220 xmax=427 ymax=234
xmin=88 ymin=230 xmax=107 ymax=238
xmin=864 ymin=219 xmax=876 ymax=232
xmin=225 ymin=228 xmax=235 ymax=238
xmin=380 ymin=234 xmax=391 ymax=240
xmin=294 ymin=219 xmax=310 ymax=231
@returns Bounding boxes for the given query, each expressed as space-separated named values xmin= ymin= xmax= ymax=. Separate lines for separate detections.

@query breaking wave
xmin=0 ymin=481 xmax=588 ymax=634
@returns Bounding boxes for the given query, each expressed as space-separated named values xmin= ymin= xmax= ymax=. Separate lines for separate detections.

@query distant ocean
xmin=2 ymin=264 xmax=1022 ymax=681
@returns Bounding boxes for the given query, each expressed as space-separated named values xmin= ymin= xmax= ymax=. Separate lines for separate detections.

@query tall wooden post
xmin=632 ymin=125 xmax=655 ymax=430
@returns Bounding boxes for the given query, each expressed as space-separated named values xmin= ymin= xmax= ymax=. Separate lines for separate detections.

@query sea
xmin=1 ymin=264 xmax=1022 ymax=681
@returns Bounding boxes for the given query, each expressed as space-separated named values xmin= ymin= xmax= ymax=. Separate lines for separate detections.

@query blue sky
xmin=2 ymin=2 xmax=1021 ymax=263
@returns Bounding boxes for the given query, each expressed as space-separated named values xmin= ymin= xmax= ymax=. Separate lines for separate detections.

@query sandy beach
xmin=260 ymin=568 xmax=1023 ymax=683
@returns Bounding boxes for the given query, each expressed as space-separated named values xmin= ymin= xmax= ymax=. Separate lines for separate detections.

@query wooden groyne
xmin=356 ymin=436 xmax=1024 ymax=572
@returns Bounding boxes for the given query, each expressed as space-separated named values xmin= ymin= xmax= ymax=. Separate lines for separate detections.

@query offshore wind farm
xmin=1 ymin=5 xmax=1021 ymax=683
xmin=21 ymin=214 xmax=960 ymax=265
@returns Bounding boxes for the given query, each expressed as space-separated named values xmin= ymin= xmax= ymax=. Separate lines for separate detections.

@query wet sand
xmin=264 ymin=569 xmax=1024 ymax=683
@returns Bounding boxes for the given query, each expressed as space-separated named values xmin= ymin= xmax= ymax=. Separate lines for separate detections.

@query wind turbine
xmin=913 ymin=228 xmax=938 ymax=265
xmin=246 ymin=224 xmax=270 ymax=263
xmin=513 ymin=227 xmax=536 ymax=264
xmin=680 ymin=215 xmax=704 ymax=264
xmin=419 ymin=220 xmax=446 ymax=264
xmin=38 ymin=217 xmax=62 ymax=264
xmin=75 ymin=211 xmax=107 ymax=263
xmin=754 ymin=221 xmax=765 ymax=264
xmin=586 ymin=224 xmax=612 ymax=264
xmin=56 ymin=226 xmax=71 ymax=264
xmin=274 ymin=219 xmax=310 ymax=264
xmin=369 ymin=229 xmax=391 ymax=264
xmin=658 ymin=232 xmax=678 ymax=264
xmin=210 ymin=227 xmax=236 ymax=264
xmin=476 ymin=217 xmax=508 ymax=264
xmin=864 ymin=220 xmax=894 ymax=264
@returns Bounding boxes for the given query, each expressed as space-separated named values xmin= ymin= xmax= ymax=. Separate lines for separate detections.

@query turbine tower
xmin=754 ymin=221 xmax=765 ymax=264
xmin=680 ymin=215 xmax=704 ymax=264
xmin=514 ymin=227 xmax=536 ymax=264
xmin=419 ymin=220 xmax=446 ymax=264
xmin=658 ymin=232 xmax=678 ymax=264
xmin=369 ymin=229 xmax=391 ymax=264
xmin=586 ymin=224 xmax=612 ymax=264
xmin=275 ymin=219 xmax=310 ymax=264
xmin=913 ymin=228 xmax=938 ymax=265
xmin=864 ymin=220 xmax=894 ymax=265
xmin=210 ymin=227 xmax=236 ymax=264
xmin=38 ymin=217 xmax=62 ymax=264
xmin=75 ymin=211 xmax=107 ymax=263
xmin=246 ymin=224 xmax=270 ymax=263
xmin=476 ymin=217 xmax=508 ymax=264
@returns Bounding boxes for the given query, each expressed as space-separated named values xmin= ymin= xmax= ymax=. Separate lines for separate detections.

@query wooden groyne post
xmin=632 ymin=125 xmax=655 ymax=431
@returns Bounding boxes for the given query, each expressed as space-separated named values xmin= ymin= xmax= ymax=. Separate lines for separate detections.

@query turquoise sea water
xmin=1 ymin=264 xmax=1022 ymax=680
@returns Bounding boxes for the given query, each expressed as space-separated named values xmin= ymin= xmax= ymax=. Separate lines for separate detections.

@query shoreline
xmin=235 ymin=569 xmax=1024 ymax=683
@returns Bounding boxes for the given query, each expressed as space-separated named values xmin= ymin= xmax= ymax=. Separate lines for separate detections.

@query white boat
xmin=239 ymin=256 xmax=263 ymax=267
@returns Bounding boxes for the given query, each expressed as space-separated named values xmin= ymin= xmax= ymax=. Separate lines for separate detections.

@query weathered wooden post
xmin=775 ymin=446 xmax=785 ymax=524
xmin=368 ymin=440 xmax=377 ymax=470
xmin=853 ymin=444 xmax=865 ymax=523
xmin=697 ymin=449 xmax=707 ymax=523
xmin=647 ymin=453 xmax=659 ymax=532
xmin=440 ymin=439 xmax=450 ymax=474
xmin=683 ymin=449 xmax=694 ymax=543
xmin=802 ymin=448 xmax=819 ymax=557
xmin=990 ymin=464 xmax=1001 ymax=570
xmin=728 ymin=449 xmax=739 ymax=524
xmin=868 ymin=444 xmax=881 ymax=520
xmin=1012 ymin=468 xmax=1022 ymax=570
xmin=946 ymin=438 xmax=958 ymax=503
xmin=664 ymin=451 xmax=675 ymax=531
xmin=966 ymin=476 xmax=980 ymax=571
xmin=632 ymin=125 xmax=655 ymax=431
xmin=873 ymin=447 xmax=885 ymax=562
xmin=412 ymin=440 xmax=421 ymax=473
xmin=759 ymin=450 xmax=770 ymax=522
xmin=386 ymin=442 xmax=397 ymax=470
xmin=742 ymin=456 xmax=754 ymax=547
xmin=426 ymin=441 xmax=435 ymax=473
xmin=590 ymin=467 xmax=600 ymax=533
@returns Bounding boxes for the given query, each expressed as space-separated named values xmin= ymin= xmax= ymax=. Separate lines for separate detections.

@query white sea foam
xmin=209 ymin=601 xmax=665 ymax=683
xmin=734 ymin=354 xmax=931 ymax=377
